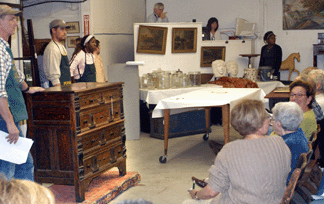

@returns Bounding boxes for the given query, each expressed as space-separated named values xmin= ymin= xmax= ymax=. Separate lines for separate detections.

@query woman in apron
xmin=70 ymin=35 xmax=97 ymax=82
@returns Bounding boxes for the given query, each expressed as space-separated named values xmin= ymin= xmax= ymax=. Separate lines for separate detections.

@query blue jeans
xmin=0 ymin=120 xmax=34 ymax=181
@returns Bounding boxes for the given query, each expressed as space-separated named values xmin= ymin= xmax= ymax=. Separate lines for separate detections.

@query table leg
xmin=203 ymin=108 xmax=211 ymax=141
xmin=159 ymin=109 xmax=170 ymax=163
xmin=222 ymin=104 xmax=230 ymax=144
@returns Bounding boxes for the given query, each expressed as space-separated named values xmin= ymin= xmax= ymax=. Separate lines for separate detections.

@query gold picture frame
xmin=172 ymin=27 xmax=197 ymax=53
xmin=200 ymin=46 xmax=226 ymax=67
xmin=67 ymin=36 xmax=80 ymax=48
xmin=136 ymin=25 xmax=168 ymax=55
xmin=66 ymin=22 xmax=80 ymax=34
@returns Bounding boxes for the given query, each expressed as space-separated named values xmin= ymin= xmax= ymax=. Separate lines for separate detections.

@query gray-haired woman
xmin=183 ymin=99 xmax=291 ymax=204
xmin=272 ymin=102 xmax=309 ymax=184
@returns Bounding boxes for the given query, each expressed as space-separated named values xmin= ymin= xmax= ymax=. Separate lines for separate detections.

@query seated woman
xmin=0 ymin=175 xmax=55 ymax=204
xmin=70 ymin=35 xmax=97 ymax=82
xmin=183 ymin=99 xmax=291 ymax=204
xmin=203 ymin=17 xmax=221 ymax=41
xmin=289 ymin=79 xmax=317 ymax=140
xmin=272 ymin=102 xmax=309 ymax=184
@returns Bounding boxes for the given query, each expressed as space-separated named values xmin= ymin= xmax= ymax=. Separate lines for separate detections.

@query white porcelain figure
xmin=212 ymin=60 xmax=226 ymax=78
xmin=226 ymin=61 xmax=239 ymax=78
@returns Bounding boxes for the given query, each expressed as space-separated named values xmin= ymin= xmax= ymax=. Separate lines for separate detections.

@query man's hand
xmin=5 ymin=123 xmax=20 ymax=144
xmin=26 ymin=87 xmax=45 ymax=94
xmin=160 ymin=12 xmax=167 ymax=19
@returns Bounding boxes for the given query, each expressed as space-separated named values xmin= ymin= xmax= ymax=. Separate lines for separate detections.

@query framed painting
xmin=66 ymin=22 xmax=80 ymax=33
xmin=283 ymin=0 xmax=324 ymax=30
xmin=136 ymin=25 xmax=168 ymax=54
xmin=200 ymin=46 xmax=226 ymax=67
xmin=67 ymin=36 xmax=80 ymax=48
xmin=172 ymin=27 xmax=197 ymax=53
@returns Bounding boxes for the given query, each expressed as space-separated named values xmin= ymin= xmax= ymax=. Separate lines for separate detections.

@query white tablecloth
xmin=140 ymin=84 xmax=222 ymax=105
xmin=256 ymin=81 xmax=286 ymax=95
xmin=152 ymin=88 xmax=265 ymax=118
xmin=140 ymin=81 xmax=284 ymax=105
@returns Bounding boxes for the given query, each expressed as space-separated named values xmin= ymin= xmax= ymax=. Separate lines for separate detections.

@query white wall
xmin=146 ymin=0 xmax=324 ymax=81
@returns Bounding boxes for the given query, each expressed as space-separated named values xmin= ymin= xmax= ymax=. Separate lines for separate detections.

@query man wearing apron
xmin=43 ymin=19 xmax=71 ymax=87
xmin=0 ymin=5 xmax=44 ymax=180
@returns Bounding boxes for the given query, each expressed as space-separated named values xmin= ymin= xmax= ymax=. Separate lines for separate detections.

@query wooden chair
xmin=281 ymin=153 xmax=308 ymax=204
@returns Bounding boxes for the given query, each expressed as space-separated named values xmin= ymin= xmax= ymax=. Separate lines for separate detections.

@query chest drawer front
xmin=80 ymin=122 xmax=123 ymax=153
xmin=78 ymin=101 xmax=121 ymax=132
xmin=82 ymin=142 xmax=124 ymax=176
xmin=78 ymin=87 xmax=121 ymax=110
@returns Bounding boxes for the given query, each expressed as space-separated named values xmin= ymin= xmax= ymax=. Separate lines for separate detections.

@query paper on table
xmin=0 ymin=130 xmax=34 ymax=164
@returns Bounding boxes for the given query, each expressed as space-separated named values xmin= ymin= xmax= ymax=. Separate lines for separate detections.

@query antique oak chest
xmin=26 ymin=82 xmax=126 ymax=202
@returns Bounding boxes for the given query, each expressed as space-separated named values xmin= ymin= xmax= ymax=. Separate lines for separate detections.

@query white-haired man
xmin=147 ymin=2 xmax=169 ymax=23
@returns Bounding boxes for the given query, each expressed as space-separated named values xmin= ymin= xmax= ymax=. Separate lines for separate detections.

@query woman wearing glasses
xmin=289 ymin=79 xmax=317 ymax=139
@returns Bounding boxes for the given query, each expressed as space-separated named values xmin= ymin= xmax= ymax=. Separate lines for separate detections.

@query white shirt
xmin=70 ymin=50 xmax=95 ymax=80
xmin=210 ymin=30 xmax=221 ymax=40
xmin=43 ymin=40 xmax=68 ymax=86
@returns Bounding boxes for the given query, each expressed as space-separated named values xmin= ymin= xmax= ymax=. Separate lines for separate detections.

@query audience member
xmin=259 ymin=31 xmax=282 ymax=80
xmin=203 ymin=17 xmax=221 ymax=40
xmin=183 ymin=99 xmax=291 ymax=204
xmin=309 ymin=69 xmax=324 ymax=110
xmin=43 ymin=19 xmax=71 ymax=87
xmin=70 ymin=35 xmax=97 ymax=82
xmin=289 ymin=80 xmax=317 ymax=139
xmin=271 ymin=102 xmax=308 ymax=184
xmin=0 ymin=175 xmax=55 ymax=204
xmin=147 ymin=3 xmax=169 ymax=23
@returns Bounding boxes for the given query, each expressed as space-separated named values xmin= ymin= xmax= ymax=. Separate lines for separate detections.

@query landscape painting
xmin=283 ymin=0 xmax=324 ymax=30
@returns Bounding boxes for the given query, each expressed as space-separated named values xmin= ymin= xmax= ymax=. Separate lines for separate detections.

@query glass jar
xmin=158 ymin=71 xmax=170 ymax=89
xmin=189 ymin=71 xmax=201 ymax=86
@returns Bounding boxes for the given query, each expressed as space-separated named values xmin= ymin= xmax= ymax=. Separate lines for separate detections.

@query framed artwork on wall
xmin=136 ymin=25 xmax=168 ymax=54
xmin=66 ymin=22 xmax=80 ymax=33
xmin=283 ymin=0 xmax=324 ymax=29
xmin=67 ymin=36 xmax=80 ymax=48
xmin=200 ymin=46 xmax=226 ymax=67
xmin=172 ymin=27 xmax=197 ymax=53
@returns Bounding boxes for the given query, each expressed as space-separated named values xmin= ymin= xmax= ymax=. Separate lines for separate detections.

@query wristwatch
xmin=194 ymin=191 xmax=200 ymax=200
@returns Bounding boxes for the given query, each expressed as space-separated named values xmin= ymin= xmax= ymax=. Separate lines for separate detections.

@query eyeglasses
xmin=290 ymin=93 xmax=306 ymax=98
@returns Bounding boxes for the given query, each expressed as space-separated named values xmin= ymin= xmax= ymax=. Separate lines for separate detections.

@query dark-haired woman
xmin=203 ymin=17 xmax=221 ymax=41
xmin=70 ymin=35 xmax=97 ymax=82
xmin=259 ymin=31 xmax=282 ymax=80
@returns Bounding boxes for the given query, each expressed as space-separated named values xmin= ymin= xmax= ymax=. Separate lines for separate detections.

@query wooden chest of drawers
xmin=26 ymin=82 xmax=126 ymax=202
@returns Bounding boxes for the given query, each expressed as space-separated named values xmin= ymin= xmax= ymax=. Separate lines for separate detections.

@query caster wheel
xmin=159 ymin=156 xmax=167 ymax=163
xmin=203 ymin=133 xmax=209 ymax=141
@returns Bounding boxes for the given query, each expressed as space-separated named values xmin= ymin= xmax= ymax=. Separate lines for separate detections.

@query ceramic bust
xmin=212 ymin=60 xmax=226 ymax=78
xmin=226 ymin=61 xmax=239 ymax=78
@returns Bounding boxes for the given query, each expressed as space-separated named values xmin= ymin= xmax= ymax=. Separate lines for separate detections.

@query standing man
xmin=43 ymin=19 xmax=71 ymax=87
xmin=147 ymin=2 xmax=169 ymax=23
xmin=0 ymin=5 xmax=44 ymax=180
